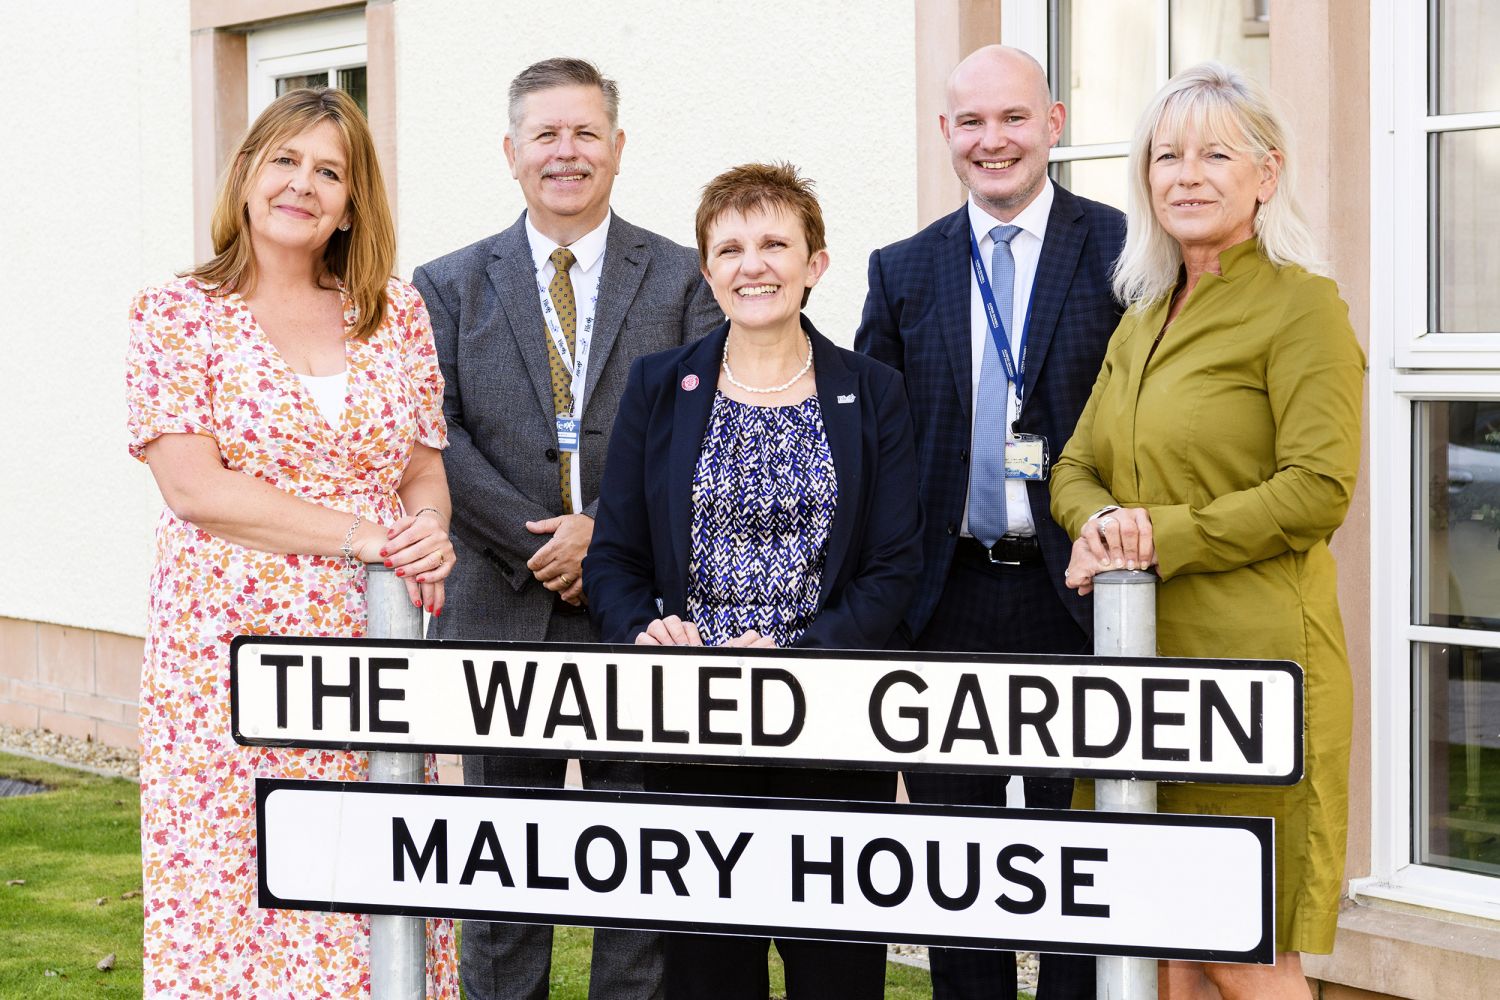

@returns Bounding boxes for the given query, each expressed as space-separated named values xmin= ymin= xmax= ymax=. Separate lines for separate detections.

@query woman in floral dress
xmin=125 ymin=87 xmax=459 ymax=998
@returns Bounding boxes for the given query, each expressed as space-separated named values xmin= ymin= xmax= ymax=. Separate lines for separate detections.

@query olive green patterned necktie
xmin=546 ymin=247 xmax=578 ymax=514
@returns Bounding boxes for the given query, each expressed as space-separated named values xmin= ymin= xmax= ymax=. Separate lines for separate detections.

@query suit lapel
xmin=486 ymin=214 xmax=557 ymax=423
xmin=667 ymin=327 xmax=727 ymax=605
xmin=810 ymin=324 xmax=861 ymax=606
xmin=584 ymin=215 xmax=649 ymax=418
xmin=937 ymin=208 xmax=975 ymax=425
xmin=1020 ymin=187 xmax=1086 ymax=404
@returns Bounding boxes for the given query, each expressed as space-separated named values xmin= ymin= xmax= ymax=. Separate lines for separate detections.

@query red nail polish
xmin=415 ymin=576 xmax=425 ymax=583
xmin=435 ymin=608 xmax=442 ymax=617
xmin=383 ymin=560 xmax=392 ymax=567
xmin=395 ymin=568 xmax=405 ymax=577
xmin=387 ymin=530 xmax=395 ymax=538
xmin=413 ymin=599 xmax=422 ymax=607
xmin=379 ymin=549 xmax=389 ymax=558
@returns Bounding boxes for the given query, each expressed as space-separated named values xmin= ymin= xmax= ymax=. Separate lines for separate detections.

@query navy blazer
xmin=584 ymin=318 xmax=923 ymax=650
xmin=855 ymin=186 xmax=1125 ymax=637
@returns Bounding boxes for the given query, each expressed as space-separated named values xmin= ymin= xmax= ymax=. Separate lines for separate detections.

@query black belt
xmin=955 ymin=534 xmax=1042 ymax=567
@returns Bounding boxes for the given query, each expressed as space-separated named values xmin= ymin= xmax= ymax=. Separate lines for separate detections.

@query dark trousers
xmin=460 ymin=607 xmax=663 ymax=1000
xmin=646 ymin=763 xmax=896 ymax=1000
xmin=904 ymin=548 xmax=1096 ymax=1000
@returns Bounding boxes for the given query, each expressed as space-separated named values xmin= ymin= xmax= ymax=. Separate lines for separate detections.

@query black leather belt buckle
xmin=984 ymin=534 xmax=1040 ymax=566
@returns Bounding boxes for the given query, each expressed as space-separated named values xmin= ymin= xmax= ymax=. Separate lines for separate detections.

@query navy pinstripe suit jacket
xmin=854 ymin=186 xmax=1125 ymax=638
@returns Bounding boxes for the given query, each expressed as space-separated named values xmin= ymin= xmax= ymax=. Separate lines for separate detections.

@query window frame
xmin=1360 ymin=0 xmax=1500 ymax=921
xmin=245 ymin=11 xmax=367 ymax=120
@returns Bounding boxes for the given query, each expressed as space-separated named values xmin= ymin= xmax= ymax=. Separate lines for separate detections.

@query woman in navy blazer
xmin=584 ymin=164 xmax=922 ymax=1000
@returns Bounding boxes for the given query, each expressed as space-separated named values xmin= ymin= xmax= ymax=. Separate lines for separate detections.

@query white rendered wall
xmin=395 ymin=0 xmax=919 ymax=344
xmin=0 ymin=1 xmax=193 ymax=636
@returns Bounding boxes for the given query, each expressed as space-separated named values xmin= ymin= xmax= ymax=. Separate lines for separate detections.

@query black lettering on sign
xmin=368 ymin=657 xmax=409 ymax=734
xmin=1142 ymin=678 xmax=1191 ymax=761
xmin=1060 ymin=846 xmax=1110 ymax=917
xmin=462 ymin=660 xmax=537 ymax=737
xmin=940 ymin=674 xmax=998 ymax=754
xmin=312 ymin=656 xmax=359 ymax=731
xmin=927 ymin=841 xmax=980 ymax=911
xmin=651 ymin=665 xmax=690 ymax=744
xmin=868 ymin=670 xmax=929 ymax=753
xmin=1073 ymin=676 xmax=1131 ymax=759
xmin=460 ymin=821 xmax=515 ymax=887
xmin=543 ymin=662 xmax=596 ymax=739
xmin=791 ymin=835 xmax=844 ymax=904
xmin=640 ymin=828 xmax=691 ymax=896
xmin=605 ymin=663 xmax=645 ymax=742
xmin=696 ymin=830 xmax=753 ymax=898
xmin=526 ymin=822 xmax=568 ymax=890
xmin=751 ymin=668 xmax=805 ymax=747
xmin=1201 ymin=680 xmax=1264 ymax=764
xmin=698 ymin=667 xmax=742 ymax=746
xmin=1007 ymin=675 xmax=1060 ymax=757
xmin=857 ymin=838 xmax=914 ymax=908
xmin=995 ymin=844 xmax=1045 ymax=914
xmin=264 ymin=654 xmax=303 ymax=729
xmin=574 ymin=825 xmax=627 ymax=893
xmin=392 ymin=817 xmax=447 ymax=883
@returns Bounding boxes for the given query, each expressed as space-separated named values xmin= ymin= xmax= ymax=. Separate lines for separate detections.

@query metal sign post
xmin=1093 ymin=569 xmax=1159 ymax=1000
xmin=365 ymin=565 xmax=425 ymax=1000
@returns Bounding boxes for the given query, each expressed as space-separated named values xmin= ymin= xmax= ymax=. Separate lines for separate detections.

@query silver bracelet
xmin=341 ymin=514 xmax=363 ymax=561
xmin=413 ymin=506 xmax=444 ymax=525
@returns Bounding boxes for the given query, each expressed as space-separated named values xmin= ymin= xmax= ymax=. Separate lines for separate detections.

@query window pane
xmin=1414 ymin=641 xmax=1500 ymax=877
xmin=337 ymin=66 xmax=368 ymax=117
xmin=1414 ymin=400 xmax=1500 ymax=630
xmin=1052 ymin=157 xmax=1129 ymax=212
xmin=1055 ymin=0 xmax=1158 ymax=146
xmin=1169 ymin=0 xmax=1270 ymax=90
xmin=276 ymin=72 xmax=328 ymax=95
xmin=1431 ymin=0 xmax=1500 ymax=115
xmin=1430 ymin=128 xmax=1500 ymax=333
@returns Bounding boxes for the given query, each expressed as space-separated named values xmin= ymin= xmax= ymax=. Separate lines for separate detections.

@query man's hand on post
xmin=525 ymin=513 xmax=594 ymax=606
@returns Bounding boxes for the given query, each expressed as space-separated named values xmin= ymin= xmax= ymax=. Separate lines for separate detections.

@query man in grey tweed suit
xmin=412 ymin=58 xmax=719 ymax=1000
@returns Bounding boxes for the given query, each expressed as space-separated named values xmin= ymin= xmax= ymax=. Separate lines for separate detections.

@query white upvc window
xmin=1360 ymin=0 xmax=1500 ymax=921
xmin=1001 ymin=0 xmax=1270 ymax=210
xmin=246 ymin=10 xmax=367 ymax=121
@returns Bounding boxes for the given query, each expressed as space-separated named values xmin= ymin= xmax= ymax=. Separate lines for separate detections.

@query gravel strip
xmin=885 ymin=944 xmax=1039 ymax=991
xmin=0 ymin=724 xmax=139 ymax=781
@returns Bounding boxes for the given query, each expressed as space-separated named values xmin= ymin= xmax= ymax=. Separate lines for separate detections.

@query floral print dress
xmin=125 ymin=276 xmax=458 ymax=998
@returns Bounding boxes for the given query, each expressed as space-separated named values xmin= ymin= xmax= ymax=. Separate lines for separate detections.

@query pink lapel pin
xmin=681 ymin=374 xmax=700 ymax=391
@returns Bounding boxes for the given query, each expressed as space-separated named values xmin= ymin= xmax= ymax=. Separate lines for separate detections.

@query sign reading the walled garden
xmin=257 ymin=780 xmax=1275 ymax=963
xmin=232 ymin=639 xmax=1302 ymax=783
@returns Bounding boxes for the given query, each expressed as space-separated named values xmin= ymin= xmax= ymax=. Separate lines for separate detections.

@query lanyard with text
xmin=538 ymin=269 xmax=598 ymax=515
xmin=967 ymin=229 xmax=1036 ymax=416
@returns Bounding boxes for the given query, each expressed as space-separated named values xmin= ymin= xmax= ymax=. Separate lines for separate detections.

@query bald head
xmin=946 ymin=45 xmax=1052 ymax=117
xmin=940 ymin=44 xmax=1064 ymax=221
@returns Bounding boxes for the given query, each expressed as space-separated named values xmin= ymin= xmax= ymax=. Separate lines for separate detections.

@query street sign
xmin=256 ymin=779 xmax=1275 ymax=964
xmin=233 ymin=638 xmax=1303 ymax=783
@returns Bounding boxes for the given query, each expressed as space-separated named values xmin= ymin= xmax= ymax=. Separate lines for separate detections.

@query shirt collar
xmin=525 ymin=210 xmax=613 ymax=274
xmin=967 ymin=179 xmax=1054 ymax=246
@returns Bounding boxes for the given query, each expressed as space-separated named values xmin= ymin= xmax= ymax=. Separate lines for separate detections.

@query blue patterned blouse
xmin=686 ymin=391 xmax=838 ymax=647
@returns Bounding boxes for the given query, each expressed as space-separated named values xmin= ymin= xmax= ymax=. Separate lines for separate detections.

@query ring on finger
xmin=436 ymin=550 xmax=445 ymax=565
xmin=559 ymin=574 xmax=571 ymax=586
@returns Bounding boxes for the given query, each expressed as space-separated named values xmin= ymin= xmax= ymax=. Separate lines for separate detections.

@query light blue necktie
xmin=967 ymin=224 xmax=1022 ymax=549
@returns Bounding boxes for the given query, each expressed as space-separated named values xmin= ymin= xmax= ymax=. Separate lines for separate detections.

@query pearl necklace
xmin=721 ymin=333 xmax=814 ymax=394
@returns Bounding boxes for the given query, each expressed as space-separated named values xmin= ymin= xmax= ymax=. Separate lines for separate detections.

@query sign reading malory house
xmin=232 ymin=639 xmax=1303 ymax=783
xmin=257 ymin=780 xmax=1275 ymax=963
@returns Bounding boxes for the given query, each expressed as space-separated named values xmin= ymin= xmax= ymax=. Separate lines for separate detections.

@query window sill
xmin=1303 ymin=895 xmax=1500 ymax=1000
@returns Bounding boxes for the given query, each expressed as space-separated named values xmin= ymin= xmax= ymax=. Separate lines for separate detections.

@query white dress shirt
xmin=961 ymin=180 xmax=1054 ymax=539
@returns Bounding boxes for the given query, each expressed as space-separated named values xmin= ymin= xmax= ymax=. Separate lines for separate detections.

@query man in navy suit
xmin=855 ymin=45 xmax=1125 ymax=1000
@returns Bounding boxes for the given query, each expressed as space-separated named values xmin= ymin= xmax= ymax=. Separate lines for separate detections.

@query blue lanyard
xmin=967 ymin=229 xmax=1035 ymax=405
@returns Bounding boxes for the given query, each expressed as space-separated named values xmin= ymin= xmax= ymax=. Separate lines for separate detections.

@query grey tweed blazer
xmin=413 ymin=211 xmax=721 ymax=643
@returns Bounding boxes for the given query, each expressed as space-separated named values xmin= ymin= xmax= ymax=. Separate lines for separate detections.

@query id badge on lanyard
xmin=538 ymin=275 xmax=599 ymax=512
xmin=968 ymin=230 xmax=1048 ymax=481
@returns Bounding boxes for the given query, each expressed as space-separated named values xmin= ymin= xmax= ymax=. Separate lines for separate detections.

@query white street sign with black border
xmin=233 ymin=638 xmax=1303 ymax=783
xmin=256 ymin=779 xmax=1275 ymax=964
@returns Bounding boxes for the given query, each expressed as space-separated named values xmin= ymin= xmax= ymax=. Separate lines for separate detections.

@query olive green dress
xmin=1050 ymin=238 xmax=1365 ymax=954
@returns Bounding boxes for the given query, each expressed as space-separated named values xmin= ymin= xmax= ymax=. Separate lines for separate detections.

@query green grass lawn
xmin=0 ymin=751 xmax=1040 ymax=999
xmin=0 ymin=754 xmax=144 ymax=998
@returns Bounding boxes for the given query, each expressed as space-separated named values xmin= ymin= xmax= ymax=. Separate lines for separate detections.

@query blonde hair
xmin=1111 ymin=62 xmax=1324 ymax=308
xmin=186 ymin=87 xmax=395 ymax=340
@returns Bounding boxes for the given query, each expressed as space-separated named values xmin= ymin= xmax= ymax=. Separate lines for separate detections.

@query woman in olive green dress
xmin=1051 ymin=63 xmax=1364 ymax=1000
